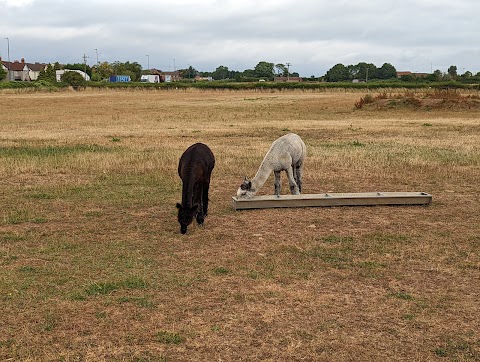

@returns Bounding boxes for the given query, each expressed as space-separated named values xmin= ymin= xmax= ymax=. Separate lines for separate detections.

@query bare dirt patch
xmin=356 ymin=90 xmax=480 ymax=111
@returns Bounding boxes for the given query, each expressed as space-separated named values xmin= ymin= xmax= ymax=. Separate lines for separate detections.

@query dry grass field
xmin=1 ymin=88 xmax=479 ymax=361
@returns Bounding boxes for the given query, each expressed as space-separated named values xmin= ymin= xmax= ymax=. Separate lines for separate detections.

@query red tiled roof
xmin=0 ymin=58 xmax=47 ymax=72
xmin=27 ymin=62 xmax=47 ymax=72
xmin=1 ymin=61 xmax=27 ymax=71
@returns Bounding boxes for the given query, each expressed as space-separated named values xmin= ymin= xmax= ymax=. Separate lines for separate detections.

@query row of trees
xmin=324 ymin=62 xmax=397 ymax=82
xmin=3 ymin=59 xmax=479 ymax=83
xmin=177 ymin=61 xmax=300 ymax=81
xmin=35 ymin=61 xmax=144 ymax=82
xmin=324 ymin=62 xmax=480 ymax=83
xmin=34 ymin=60 xmax=294 ymax=83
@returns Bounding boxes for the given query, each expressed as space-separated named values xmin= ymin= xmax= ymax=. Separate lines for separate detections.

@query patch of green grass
xmin=1 ymin=232 xmax=25 ymax=242
xmin=85 ymin=282 xmax=119 ymax=296
xmin=120 ymin=277 xmax=148 ymax=290
xmin=118 ymin=296 xmax=155 ymax=308
xmin=42 ymin=314 xmax=58 ymax=332
xmin=3 ymin=210 xmax=30 ymax=225
xmin=350 ymin=140 xmax=365 ymax=147
xmin=155 ymin=331 xmax=186 ymax=345
xmin=96 ymin=311 xmax=107 ymax=319
xmin=322 ymin=235 xmax=354 ymax=243
xmin=422 ymin=122 xmax=433 ymax=127
xmin=389 ymin=290 xmax=414 ymax=300
xmin=247 ymin=270 xmax=260 ymax=280
xmin=27 ymin=192 xmax=55 ymax=199
xmin=357 ymin=261 xmax=385 ymax=269
xmin=212 ymin=266 xmax=230 ymax=275
xmin=18 ymin=266 xmax=38 ymax=273
xmin=83 ymin=210 xmax=103 ymax=217
xmin=434 ymin=336 xmax=479 ymax=359
xmin=83 ymin=276 xmax=148 ymax=297
xmin=2 ymin=210 xmax=46 ymax=225
xmin=0 ymin=144 xmax=113 ymax=158
xmin=306 ymin=242 xmax=353 ymax=269
xmin=434 ymin=348 xmax=447 ymax=357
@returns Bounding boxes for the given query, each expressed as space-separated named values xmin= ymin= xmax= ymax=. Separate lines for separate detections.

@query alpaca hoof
xmin=196 ymin=216 xmax=205 ymax=225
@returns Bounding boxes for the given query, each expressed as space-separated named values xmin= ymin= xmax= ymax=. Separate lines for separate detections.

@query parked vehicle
xmin=140 ymin=74 xmax=160 ymax=83
xmin=109 ymin=75 xmax=131 ymax=82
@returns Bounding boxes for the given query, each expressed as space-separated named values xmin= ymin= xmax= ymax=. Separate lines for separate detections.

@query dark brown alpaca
xmin=176 ymin=143 xmax=215 ymax=234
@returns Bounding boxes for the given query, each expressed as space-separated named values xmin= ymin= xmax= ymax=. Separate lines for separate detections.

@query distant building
xmin=147 ymin=69 xmax=182 ymax=82
xmin=161 ymin=71 xmax=181 ymax=82
xmin=56 ymin=69 xmax=91 ymax=82
xmin=27 ymin=62 xmax=48 ymax=80
xmin=109 ymin=75 xmax=130 ymax=82
xmin=141 ymin=74 xmax=160 ymax=83
xmin=195 ymin=76 xmax=213 ymax=82
xmin=274 ymin=76 xmax=303 ymax=82
xmin=0 ymin=57 xmax=47 ymax=81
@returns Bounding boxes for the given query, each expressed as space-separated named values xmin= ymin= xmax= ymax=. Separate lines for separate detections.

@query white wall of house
xmin=14 ymin=66 xmax=30 ymax=81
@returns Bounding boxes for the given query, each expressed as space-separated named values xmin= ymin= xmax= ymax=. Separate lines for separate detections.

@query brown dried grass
xmin=1 ymin=89 xmax=479 ymax=361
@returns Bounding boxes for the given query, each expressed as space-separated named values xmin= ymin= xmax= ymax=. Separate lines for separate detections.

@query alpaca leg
xmin=295 ymin=162 xmax=304 ymax=193
xmin=274 ymin=171 xmax=281 ymax=196
xmin=194 ymin=183 xmax=204 ymax=225
xmin=202 ymin=181 xmax=210 ymax=217
xmin=286 ymin=167 xmax=300 ymax=195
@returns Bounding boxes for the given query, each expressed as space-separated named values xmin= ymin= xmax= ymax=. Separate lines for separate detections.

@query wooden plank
xmin=232 ymin=192 xmax=432 ymax=211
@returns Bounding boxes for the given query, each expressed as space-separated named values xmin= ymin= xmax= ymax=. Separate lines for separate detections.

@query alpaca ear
xmin=244 ymin=176 xmax=249 ymax=182
xmin=176 ymin=203 xmax=182 ymax=210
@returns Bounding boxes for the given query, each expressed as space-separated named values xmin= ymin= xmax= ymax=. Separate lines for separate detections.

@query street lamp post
xmin=146 ymin=55 xmax=149 ymax=72
xmin=94 ymin=48 xmax=99 ymax=80
xmin=4 ymin=37 xmax=10 ymax=81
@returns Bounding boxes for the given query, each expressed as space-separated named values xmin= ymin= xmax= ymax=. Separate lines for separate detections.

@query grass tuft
xmin=155 ymin=331 xmax=186 ymax=345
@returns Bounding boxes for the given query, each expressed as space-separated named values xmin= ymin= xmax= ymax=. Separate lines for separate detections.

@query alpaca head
xmin=176 ymin=203 xmax=198 ymax=234
xmin=236 ymin=177 xmax=255 ymax=198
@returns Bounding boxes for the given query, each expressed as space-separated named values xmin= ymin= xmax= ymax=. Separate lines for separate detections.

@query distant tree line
xmin=13 ymin=59 xmax=479 ymax=84
xmin=324 ymin=62 xmax=397 ymax=82
xmin=184 ymin=61 xmax=300 ymax=82
xmin=36 ymin=61 xmax=143 ymax=82
xmin=323 ymin=62 xmax=480 ymax=83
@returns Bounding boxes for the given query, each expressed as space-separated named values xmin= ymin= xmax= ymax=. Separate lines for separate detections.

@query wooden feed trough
xmin=232 ymin=192 xmax=432 ymax=211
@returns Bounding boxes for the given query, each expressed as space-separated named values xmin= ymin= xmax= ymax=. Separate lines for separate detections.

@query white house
xmin=0 ymin=57 xmax=29 ymax=81
xmin=1 ymin=57 xmax=49 ymax=81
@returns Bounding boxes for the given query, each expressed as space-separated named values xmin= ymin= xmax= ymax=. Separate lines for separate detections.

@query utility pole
xmin=366 ymin=67 xmax=369 ymax=83
xmin=94 ymin=49 xmax=99 ymax=80
xmin=173 ymin=58 xmax=176 ymax=72
xmin=82 ymin=53 xmax=89 ymax=80
xmin=146 ymin=54 xmax=149 ymax=72
xmin=4 ymin=37 xmax=10 ymax=81
xmin=286 ymin=62 xmax=291 ymax=81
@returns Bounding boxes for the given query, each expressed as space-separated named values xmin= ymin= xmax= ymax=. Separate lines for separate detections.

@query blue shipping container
xmin=109 ymin=75 xmax=131 ymax=82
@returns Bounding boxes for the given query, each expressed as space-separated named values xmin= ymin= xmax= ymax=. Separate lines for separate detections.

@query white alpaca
xmin=237 ymin=133 xmax=306 ymax=198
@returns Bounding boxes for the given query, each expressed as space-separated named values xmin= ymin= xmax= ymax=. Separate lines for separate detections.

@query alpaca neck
xmin=251 ymin=159 xmax=273 ymax=194
xmin=181 ymin=176 xmax=195 ymax=207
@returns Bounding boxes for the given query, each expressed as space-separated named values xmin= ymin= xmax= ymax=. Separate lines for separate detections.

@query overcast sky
xmin=1 ymin=0 xmax=479 ymax=76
